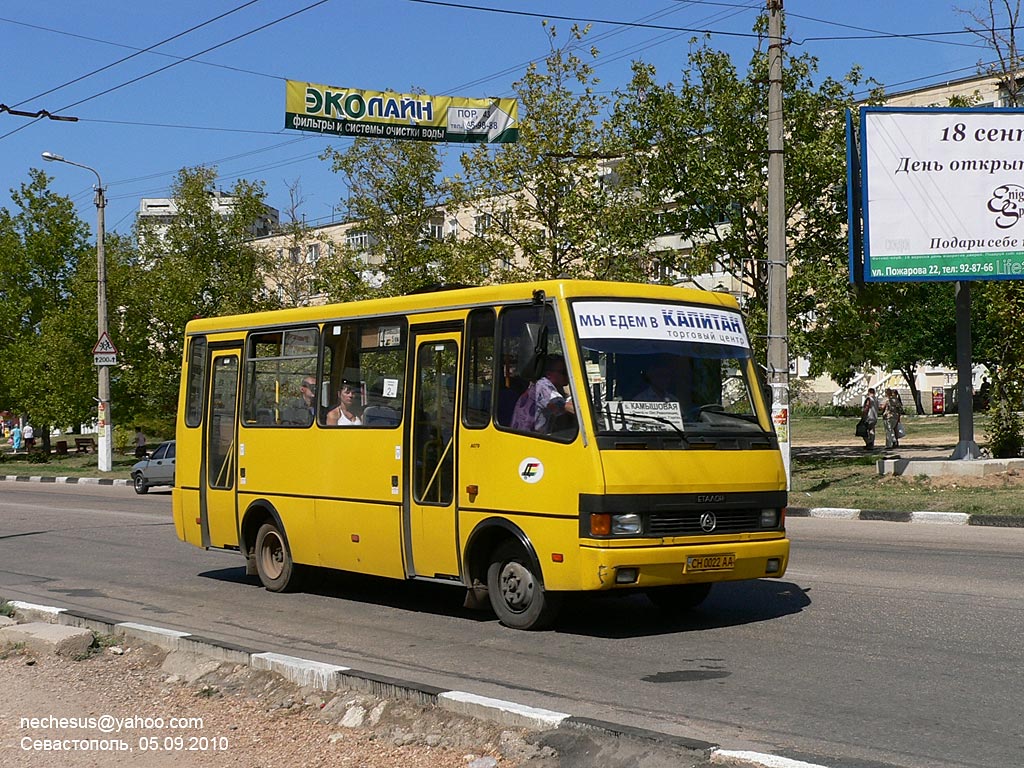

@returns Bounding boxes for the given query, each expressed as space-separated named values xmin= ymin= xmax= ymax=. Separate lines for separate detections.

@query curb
xmin=788 ymin=506 xmax=1024 ymax=528
xmin=6 ymin=600 xmax=829 ymax=768
xmin=0 ymin=475 xmax=130 ymax=486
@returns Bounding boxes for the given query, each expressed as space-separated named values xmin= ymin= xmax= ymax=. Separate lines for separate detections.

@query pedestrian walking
xmin=860 ymin=388 xmax=879 ymax=449
xmin=134 ymin=426 xmax=148 ymax=459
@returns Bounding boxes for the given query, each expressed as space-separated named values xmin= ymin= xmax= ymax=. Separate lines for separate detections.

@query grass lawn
xmin=790 ymin=412 xmax=1024 ymax=517
xmin=0 ymin=442 xmax=137 ymax=480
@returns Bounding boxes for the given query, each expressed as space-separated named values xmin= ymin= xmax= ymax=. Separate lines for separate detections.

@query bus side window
xmin=243 ymin=328 xmax=319 ymax=427
xmin=463 ymin=308 xmax=496 ymax=428
xmin=321 ymin=319 xmax=407 ymax=428
xmin=184 ymin=336 xmax=207 ymax=428
xmin=494 ymin=304 xmax=576 ymax=441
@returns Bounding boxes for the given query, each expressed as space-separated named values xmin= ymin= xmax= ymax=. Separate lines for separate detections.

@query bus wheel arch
xmin=465 ymin=519 xmax=560 ymax=630
xmin=241 ymin=502 xmax=297 ymax=592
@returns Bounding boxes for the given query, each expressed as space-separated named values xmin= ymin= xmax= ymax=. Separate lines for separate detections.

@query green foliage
xmin=270 ymin=180 xmax=330 ymax=306
xmin=27 ymin=451 xmax=48 ymax=464
xmin=455 ymin=23 xmax=657 ymax=282
xmin=0 ymin=601 xmax=13 ymax=617
xmin=986 ymin=405 xmax=1023 ymax=458
xmin=791 ymin=402 xmax=860 ymax=418
xmin=320 ymin=137 xmax=473 ymax=298
xmin=121 ymin=167 xmax=278 ymax=422
xmin=985 ymin=380 xmax=1023 ymax=458
xmin=608 ymin=20 xmax=883 ymax=369
xmin=0 ymin=169 xmax=95 ymax=429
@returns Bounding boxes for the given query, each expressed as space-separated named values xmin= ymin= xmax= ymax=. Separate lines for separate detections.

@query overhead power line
xmin=0 ymin=0 xmax=330 ymax=143
xmin=8 ymin=0 xmax=263 ymax=109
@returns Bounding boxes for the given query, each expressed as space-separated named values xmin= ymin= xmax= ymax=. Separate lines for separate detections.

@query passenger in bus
xmin=282 ymin=375 xmax=318 ymax=426
xmin=326 ymin=379 xmax=362 ymax=426
xmin=511 ymin=354 xmax=575 ymax=434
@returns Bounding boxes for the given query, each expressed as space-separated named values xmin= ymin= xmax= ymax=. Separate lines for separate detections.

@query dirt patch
xmin=0 ymin=639 xmax=554 ymax=767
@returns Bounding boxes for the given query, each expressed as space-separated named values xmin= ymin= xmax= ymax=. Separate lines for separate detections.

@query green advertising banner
xmin=285 ymin=81 xmax=518 ymax=144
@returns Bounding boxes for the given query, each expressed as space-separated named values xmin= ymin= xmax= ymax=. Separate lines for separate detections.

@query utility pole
xmin=42 ymin=152 xmax=113 ymax=472
xmin=766 ymin=0 xmax=790 ymax=486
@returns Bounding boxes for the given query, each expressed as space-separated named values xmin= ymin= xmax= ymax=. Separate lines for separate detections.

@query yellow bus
xmin=173 ymin=280 xmax=789 ymax=630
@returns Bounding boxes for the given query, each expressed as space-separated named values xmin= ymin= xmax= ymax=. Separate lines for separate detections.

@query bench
xmin=75 ymin=437 xmax=96 ymax=454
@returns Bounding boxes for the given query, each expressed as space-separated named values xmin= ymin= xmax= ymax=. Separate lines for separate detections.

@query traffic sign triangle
xmin=92 ymin=331 xmax=118 ymax=355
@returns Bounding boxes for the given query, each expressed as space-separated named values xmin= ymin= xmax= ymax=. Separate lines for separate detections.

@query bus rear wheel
xmin=486 ymin=541 xmax=560 ymax=630
xmin=255 ymin=522 xmax=296 ymax=592
xmin=646 ymin=583 xmax=712 ymax=612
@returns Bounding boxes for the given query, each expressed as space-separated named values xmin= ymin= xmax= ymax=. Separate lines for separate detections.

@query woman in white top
xmin=326 ymin=380 xmax=361 ymax=426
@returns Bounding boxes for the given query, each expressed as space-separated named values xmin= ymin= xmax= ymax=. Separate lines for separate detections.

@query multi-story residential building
xmin=137 ymin=190 xmax=280 ymax=242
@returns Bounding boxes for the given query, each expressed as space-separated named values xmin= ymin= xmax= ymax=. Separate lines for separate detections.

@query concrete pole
xmin=42 ymin=152 xmax=113 ymax=472
xmin=95 ymin=182 xmax=112 ymax=472
xmin=767 ymin=0 xmax=791 ymax=487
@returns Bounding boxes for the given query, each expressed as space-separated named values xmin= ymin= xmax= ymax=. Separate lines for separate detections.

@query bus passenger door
xmin=201 ymin=349 xmax=241 ymax=548
xmin=404 ymin=331 xmax=461 ymax=580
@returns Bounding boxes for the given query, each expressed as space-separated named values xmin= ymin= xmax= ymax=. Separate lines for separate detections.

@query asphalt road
xmin=1 ymin=482 xmax=1021 ymax=768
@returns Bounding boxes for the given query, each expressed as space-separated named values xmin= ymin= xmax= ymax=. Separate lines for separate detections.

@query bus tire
xmin=486 ymin=540 xmax=560 ymax=630
xmin=255 ymin=522 xmax=296 ymax=593
xmin=647 ymin=582 xmax=712 ymax=612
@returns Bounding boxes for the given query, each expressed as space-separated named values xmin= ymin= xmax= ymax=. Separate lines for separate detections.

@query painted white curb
xmin=712 ymin=749 xmax=831 ymax=767
xmin=251 ymin=651 xmax=350 ymax=691
xmin=439 ymin=691 xmax=570 ymax=729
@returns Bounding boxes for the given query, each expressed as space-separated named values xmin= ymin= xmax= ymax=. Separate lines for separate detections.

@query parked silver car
xmin=131 ymin=440 xmax=175 ymax=494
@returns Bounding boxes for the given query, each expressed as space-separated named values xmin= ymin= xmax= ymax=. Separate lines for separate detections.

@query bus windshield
xmin=571 ymin=299 xmax=769 ymax=438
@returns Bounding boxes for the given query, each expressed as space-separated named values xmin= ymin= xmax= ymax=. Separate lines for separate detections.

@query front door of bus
xmin=201 ymin=349 xmax=240 ymax=549
xmin=405 ymin=332 xmax=460 ymax=580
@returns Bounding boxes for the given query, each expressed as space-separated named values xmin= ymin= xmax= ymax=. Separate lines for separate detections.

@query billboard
xmin=285 ymin=81 xmax=518 ymax=144
xmin=854 ymin=106 xmax=1024 ymax=282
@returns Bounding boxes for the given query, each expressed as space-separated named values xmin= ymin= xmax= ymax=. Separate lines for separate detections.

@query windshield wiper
xmin=699 ymin=409 xmax=760 ymax=424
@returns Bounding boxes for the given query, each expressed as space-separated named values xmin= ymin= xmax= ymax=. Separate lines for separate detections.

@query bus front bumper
xmin=575 ymin=537 xmax=790 ymax=591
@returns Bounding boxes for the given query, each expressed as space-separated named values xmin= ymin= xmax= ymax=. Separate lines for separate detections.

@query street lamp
xmin=41 ymin=151 xmax=113 ymax=472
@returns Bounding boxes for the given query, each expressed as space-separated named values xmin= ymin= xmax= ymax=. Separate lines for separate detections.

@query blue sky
xmin=0 ymin=1 xmax=1002 ymax=235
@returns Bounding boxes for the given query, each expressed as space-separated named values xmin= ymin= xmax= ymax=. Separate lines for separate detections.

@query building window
xmin=474 ymin=213 xmax=493 ymax=237
xmin=346 ymin=231 xmax=373 ymax=251
xmin=424 ymin=217 xmax=444 ymax=241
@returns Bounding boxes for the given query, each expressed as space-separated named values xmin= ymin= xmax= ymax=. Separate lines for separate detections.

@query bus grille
xmin=648 ymin=508 xmax=762 ymax=536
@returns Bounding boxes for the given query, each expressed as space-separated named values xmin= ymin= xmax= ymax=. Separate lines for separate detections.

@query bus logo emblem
xmin=699 ymin=512 xmax=717 ymax=532
xmin=518 ymin=457 xmax=544 ymax=484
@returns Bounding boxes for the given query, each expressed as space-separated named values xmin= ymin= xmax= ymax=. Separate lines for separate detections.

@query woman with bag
xmin=860 ymin=388 xmax=879 ymax=449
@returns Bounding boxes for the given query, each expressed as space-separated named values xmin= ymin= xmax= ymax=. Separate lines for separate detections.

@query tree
xmin=957 ymin=0 xmax=1024 ymax=446
xmin=958 ymin=0 xmax=1024 ymax=105
xmin=860 ymin=284 xmax=957 ymax=414
xmin=121 ymin=166 xmax=278 ymax=424
xmin=454 ymin=23 xmax=657 ymax=283
xmin=0 ymin=169 xmax=96 ymax=442
xmin=320 ymin=137 xmax=473 ymax=298
xmin=608 ymin=21 xmax=882 ymax=368
xmin=272 ymin=180 xmax=329 ymax=307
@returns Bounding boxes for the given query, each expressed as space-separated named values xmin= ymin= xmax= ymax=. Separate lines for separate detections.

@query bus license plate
xmin=686 ymin=554 xmax=735 ymax=572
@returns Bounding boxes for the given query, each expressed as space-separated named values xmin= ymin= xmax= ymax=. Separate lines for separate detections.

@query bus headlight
xmin=760 ymin=508 xmax=779 ymax=528
xmin=611 ymin=513 xmax=642 ymax=535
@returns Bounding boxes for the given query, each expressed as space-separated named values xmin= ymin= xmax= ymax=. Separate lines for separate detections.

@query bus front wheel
xmin=255 ymin=522 xmax=296 ymax=592
xmin=486 ymin=541 xmax=560 ymax=630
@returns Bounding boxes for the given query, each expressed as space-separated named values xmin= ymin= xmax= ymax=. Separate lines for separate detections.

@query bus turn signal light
xmin=590 ymin=514 xmax=610 ymax=536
